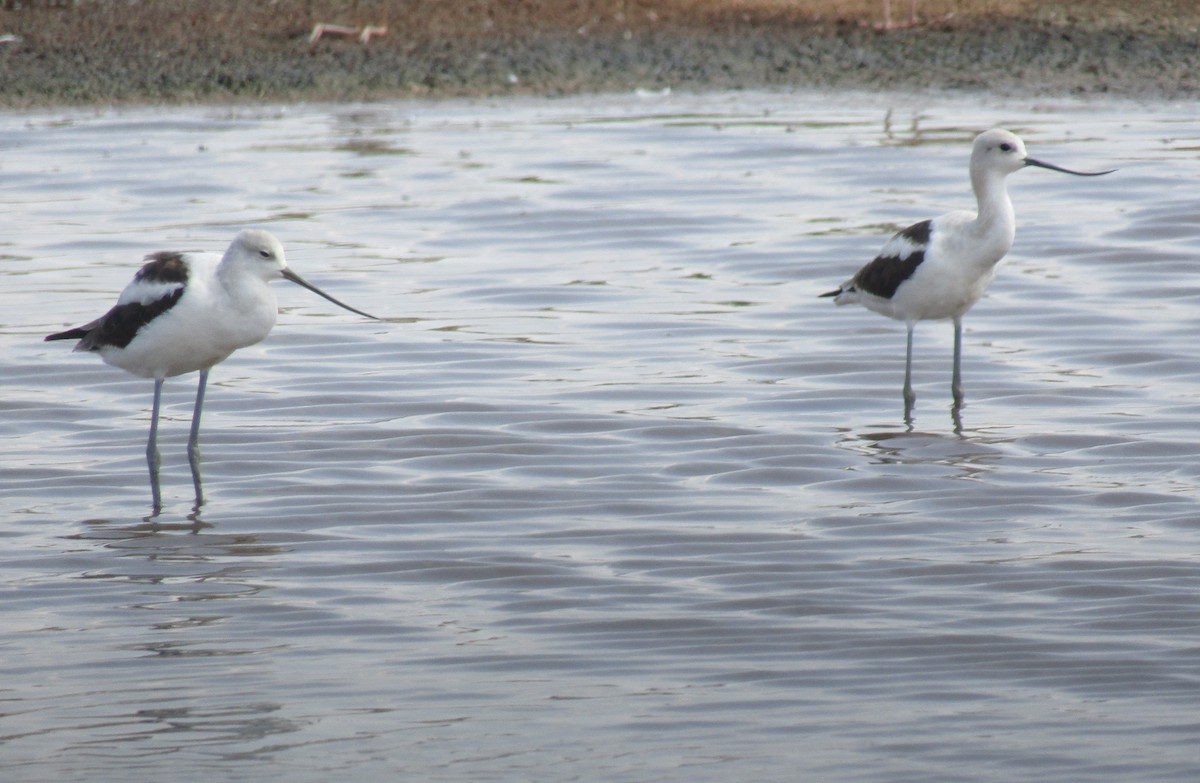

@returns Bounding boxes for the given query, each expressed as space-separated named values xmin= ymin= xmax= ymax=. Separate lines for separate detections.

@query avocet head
xmin=227 ymin=229 xmax=289 ymax=279
xmin=971 ymin=128 xmax=1029 ymax=175
xmin=972 ymin=128 xmax=1115 ymax=178
xmin=228 ymin=228 xmax=379 ymax=320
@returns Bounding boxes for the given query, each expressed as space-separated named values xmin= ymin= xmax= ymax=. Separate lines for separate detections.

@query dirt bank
xmin=2 ymin=0 xmax=1199 ymax=106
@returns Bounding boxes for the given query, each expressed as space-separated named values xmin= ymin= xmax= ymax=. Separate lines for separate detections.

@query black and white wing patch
xmin=851 ymin=219 xmax=932 ymax=300
xmin=45 ymin=251 xmax=189 ymax=351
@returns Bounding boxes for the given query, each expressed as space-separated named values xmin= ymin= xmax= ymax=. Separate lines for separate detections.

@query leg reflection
xmin=951 ymin=398 xmax=964 ymax=436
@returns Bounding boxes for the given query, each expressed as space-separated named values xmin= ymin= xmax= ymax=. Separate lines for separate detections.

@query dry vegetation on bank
xmin=1 ymin=0 xmax=1199 ymax=105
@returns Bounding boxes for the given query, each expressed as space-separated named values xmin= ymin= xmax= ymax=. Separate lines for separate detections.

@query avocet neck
xmin=968 ymin=165 xmax=1017 ymax=262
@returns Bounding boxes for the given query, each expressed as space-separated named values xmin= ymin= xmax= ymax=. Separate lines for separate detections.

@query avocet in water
xmin=46 ymin=229 xmax=380 ymax=509
xmin=821 ymin=128 xmax=1113 ymax=423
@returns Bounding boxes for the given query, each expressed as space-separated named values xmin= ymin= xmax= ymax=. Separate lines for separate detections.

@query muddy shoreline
xmin=2 ymin=2 xmax=1199 ymax=106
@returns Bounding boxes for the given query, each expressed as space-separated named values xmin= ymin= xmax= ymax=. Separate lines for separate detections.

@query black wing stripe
xmin=76 ymin=288 xmax=187 ymax=351
xmin=46 ymin=251 xmax=191 ymax=348
xmin=853 ymin=219 xmax=932 ymax=300
xmin=45 ymin=325 xmax=92 ymax=342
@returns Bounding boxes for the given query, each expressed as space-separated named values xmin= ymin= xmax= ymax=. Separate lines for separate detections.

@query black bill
xmin=282 ymin=267 xmax=381 ymax=320
xmin=1024 ymin=157 xmax=1116 ymax=177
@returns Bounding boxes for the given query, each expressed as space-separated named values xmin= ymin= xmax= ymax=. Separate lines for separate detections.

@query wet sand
xmin=2 ymin=0 xmax=1199 ymax=106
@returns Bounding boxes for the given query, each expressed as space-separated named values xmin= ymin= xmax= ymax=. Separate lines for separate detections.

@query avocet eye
xmin=259 ymin=249 xmax=271 ymax=259
xmin=999 ymin=143 xmax=1013 ymax=152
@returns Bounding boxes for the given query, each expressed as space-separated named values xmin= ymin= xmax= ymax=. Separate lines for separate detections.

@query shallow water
xmin=3 ymin=90 xmax=1200 ymax=781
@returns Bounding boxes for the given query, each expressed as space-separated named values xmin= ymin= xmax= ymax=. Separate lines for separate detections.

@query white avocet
xmin=46 ymin=229 xmax=379 ymax=490
xmin=821 ymin=128 xmax=1113 ymax=418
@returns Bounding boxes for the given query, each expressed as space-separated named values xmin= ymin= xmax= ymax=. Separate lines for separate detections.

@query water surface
xmin=3 ymin=90 xmax=1200 ymax=781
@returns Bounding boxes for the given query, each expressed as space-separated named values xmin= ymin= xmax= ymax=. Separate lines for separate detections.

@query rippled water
xmin=3 ymin=90 xmax=1200 ymax=781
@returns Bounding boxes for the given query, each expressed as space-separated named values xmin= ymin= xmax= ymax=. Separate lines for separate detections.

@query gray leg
xmin=147 ymin=377 xmax=164 ymax=513
xmin=902 ymin=322 xmax=916 ymax=418
xmin=187 ymin=369 xmax=209 ymax=480
xmin=186 ymin=369 xmax=207 ymax=461
xmin=147 ymin=378 xmax=164 ymax=472
xmin=951 ymin=316 xmax=964 ymax=408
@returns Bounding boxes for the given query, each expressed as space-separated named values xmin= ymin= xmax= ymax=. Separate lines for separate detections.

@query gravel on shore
xmin=2 ymin=1 xmax=1199 ymax=106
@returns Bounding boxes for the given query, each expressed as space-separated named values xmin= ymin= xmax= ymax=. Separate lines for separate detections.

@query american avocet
xmin=821 ymin=128 xmax=1112 ymax=420
xmin=46 ymin=229 xmax=379 ymax=506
